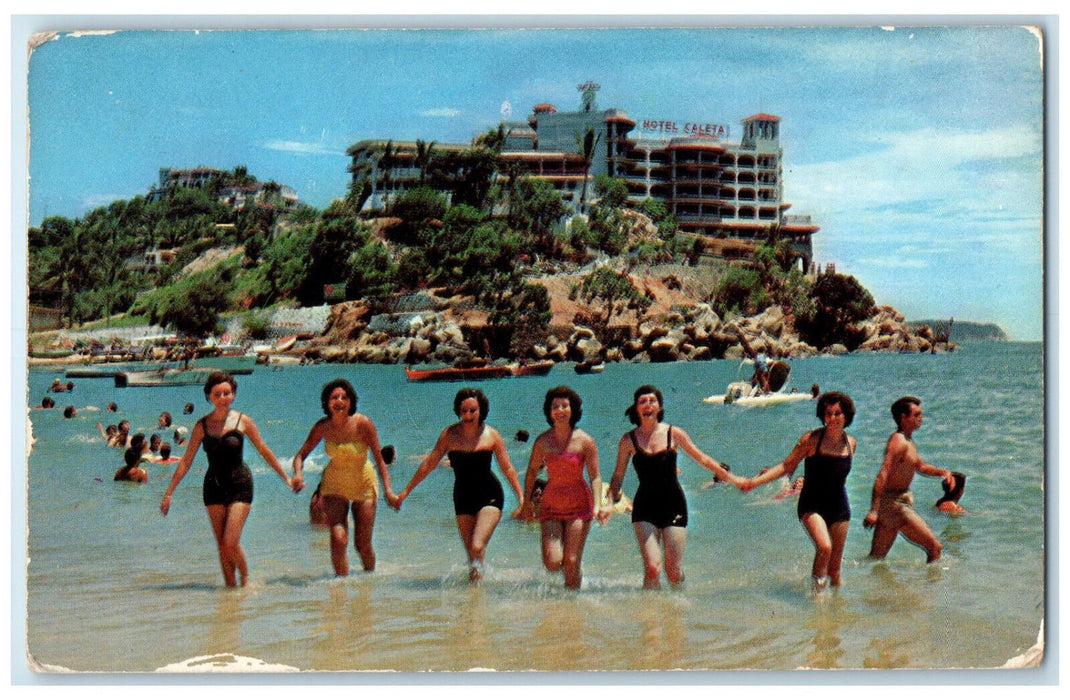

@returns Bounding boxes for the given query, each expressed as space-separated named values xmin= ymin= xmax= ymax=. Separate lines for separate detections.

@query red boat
xmin=404 ymin=360 xmax=513 ymax=382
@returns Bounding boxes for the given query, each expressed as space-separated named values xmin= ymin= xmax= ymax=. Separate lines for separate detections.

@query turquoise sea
xmin=20 ymin=342 xmax=1046 ymax=674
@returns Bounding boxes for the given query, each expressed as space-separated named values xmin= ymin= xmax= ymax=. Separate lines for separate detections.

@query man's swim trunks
xmin=877 ymin=489 xmax=915 ymax=529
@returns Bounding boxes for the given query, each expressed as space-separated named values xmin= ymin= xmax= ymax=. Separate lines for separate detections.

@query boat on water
xmin=114 ymin=367 xmax=219 ymax=388
xmin=509 ymin=360 xmax=555 ymax=377
xmin=574 ymin=360 xmax=605 ymax=375
xmin=704 ymin=359 xmax=816 ymax=406
xmin=405 ymin=359 xmax=513 ymax=382
xmin=66 ymin=353 xmax=258 ymax=378
xmin=704 ymin=386 xmax=815 ymax=407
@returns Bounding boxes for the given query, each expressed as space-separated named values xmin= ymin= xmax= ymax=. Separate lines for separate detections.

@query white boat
xmin=704 ymin=383 xmax=815 ymax=406
xmin=66 ymin=352 xmax=257 ymax=378
xmin=704 ymin=359 xmax=816 ymax=406
xmin=114 ymin=367 xmax=218 ymax=387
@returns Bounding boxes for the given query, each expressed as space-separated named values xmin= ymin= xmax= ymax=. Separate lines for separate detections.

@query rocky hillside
xmin=288 ymin=263 xmax=954 ymax=366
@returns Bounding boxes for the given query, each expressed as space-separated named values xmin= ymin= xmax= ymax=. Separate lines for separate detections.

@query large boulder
xmin=755 ymin=305 xmax=786 ymax=337
xmin=648 ymin=336 xmax=680 ymax=362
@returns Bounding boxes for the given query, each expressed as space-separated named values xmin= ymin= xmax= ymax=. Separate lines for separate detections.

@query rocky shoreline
xmin=29 ymin=263 xmax=956 ymax=367
xmin=291 ymin=295 xmax=955 ymax=367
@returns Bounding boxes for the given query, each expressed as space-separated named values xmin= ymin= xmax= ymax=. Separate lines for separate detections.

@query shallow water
xmin=21 ymin=343 xmax=1045 ymax=673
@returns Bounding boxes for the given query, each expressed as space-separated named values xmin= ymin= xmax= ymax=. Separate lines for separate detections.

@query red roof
xmin=533 ymin=103 xmax=558 ymax=113
xmin=743 ymin=113 xmax=781 ymax=122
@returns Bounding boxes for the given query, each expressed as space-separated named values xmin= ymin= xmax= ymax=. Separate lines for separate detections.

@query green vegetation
xmin=910 ymin=320 xmax=1008 ymax=342
xmin=29 ymin=154 xmax=884 ymax=356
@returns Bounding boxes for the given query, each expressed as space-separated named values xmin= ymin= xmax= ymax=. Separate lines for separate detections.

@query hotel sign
xmin=641 ymin=119 xmax=729 ymax=139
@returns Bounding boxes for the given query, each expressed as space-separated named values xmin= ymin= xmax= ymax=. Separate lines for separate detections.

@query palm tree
xmin=575 ymin=126 xmax=602 ymax=214
xmin=415 ymin=139 xmax=436 ymax=184
xmin=378 ymin=140 xmax=395 ymax=207
xmin=476 ymin=124 xmax=507 ymax=155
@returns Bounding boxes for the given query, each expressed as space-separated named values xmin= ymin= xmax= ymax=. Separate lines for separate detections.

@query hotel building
xmin=347 ymin=83 xmax=818 ymax=268
xmin=148 ymin=167 xmax=300 ymax=211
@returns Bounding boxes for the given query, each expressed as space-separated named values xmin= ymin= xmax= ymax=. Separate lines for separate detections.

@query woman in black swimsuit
xmin=607 ymin=385 xmax=744 ymax=589
xmin=397 ymin=388 xmax=524 ymax=582
xmin=160 ymin=372 xmax=301 ymax=587
xmin=742 ymin=391 xmax=857 ymax=591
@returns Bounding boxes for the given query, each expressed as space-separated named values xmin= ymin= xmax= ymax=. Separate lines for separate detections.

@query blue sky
xmin=20 ymin=21 xmax=1046 ymax=340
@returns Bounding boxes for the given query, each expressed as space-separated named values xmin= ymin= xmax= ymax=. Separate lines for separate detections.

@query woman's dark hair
xmin=203 ymin=371 xmax=237 ymax=399
xmin=321 ymin=378 xmax=358 ymax=416
xmin=817 ymin=391 xmax=855 ymax=427
xmin=159 ymin=411 xmax=172 ymax=426
xmin=453 ymin=388 xmax=490 ymax=423
xmin=130 ymin=433 xmax=146 ymax=452
xmin=123 ymin=447 xmax=139 ymax=469
xmin=543 ymin=386 xmax=583 ymax=427
xmin=625 ymin=384 xmax=664 ymax=425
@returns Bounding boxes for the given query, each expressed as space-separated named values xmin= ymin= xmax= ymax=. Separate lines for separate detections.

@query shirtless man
xmin=863 ymin=396 xmax=956 ymax=563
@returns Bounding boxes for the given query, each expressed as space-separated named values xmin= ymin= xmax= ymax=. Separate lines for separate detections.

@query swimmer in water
xmin=291 ymin=378 xmax=398 ymax=575
xmin=935 ymin=471 xmax=967 ymax=515
xmin=608 ymin=385 xmax=745 ymax=589
xmin=863 ymin=396 xmax=958 ymax=563
xmin=114 ymin=448 xmax=148 ymax=483
xmin=160 ymin=372 xmax=301 ymax=588
xmin=519 ymin=386 xmax=603 ymax=589
xmin=743 ymin=392 xmax=857 ymax=590
xmin=397 ymin=388 xmax=524 ymax=582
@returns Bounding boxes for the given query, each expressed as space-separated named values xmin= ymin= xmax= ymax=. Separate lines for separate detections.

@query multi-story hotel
xmin=148 ymin=167 xmax=300 ymax=210
xmin=347 ymin=83 xmax=818 ymax=268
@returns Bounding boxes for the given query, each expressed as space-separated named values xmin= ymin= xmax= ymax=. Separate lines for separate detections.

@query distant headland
xmin=909 ymin=320 xmax=1009 ymax=342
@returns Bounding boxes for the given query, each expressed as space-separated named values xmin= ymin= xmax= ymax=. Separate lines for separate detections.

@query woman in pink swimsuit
xmin=520 ymin=386 xmax=604 ymax=589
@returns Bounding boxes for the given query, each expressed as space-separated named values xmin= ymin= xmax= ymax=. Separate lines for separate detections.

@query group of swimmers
xmin=150 ymin=371 xmax=964 ymax=591
xmin=105 ymin=411 xmax=188 ymax=483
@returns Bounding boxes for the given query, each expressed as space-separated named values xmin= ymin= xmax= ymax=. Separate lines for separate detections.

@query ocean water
xmin=21 ymin=343 xmax=1045 ymax=674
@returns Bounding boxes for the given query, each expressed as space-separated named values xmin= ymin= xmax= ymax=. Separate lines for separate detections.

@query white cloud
xmin=81 ymin=193 xmax=129 ymax=209
xmin=263 ymin=140 xmax=341 ymax=156
xmin=789 ymin=123 xmax=1042 ymax=245
xmin=856 ymin=257 xmax=929 ymax=270
xmin=419 ymin=107 xmax=462 ymax=118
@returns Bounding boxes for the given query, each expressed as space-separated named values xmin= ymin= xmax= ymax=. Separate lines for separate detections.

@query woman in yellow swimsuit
xmin=293 ymin=379 xmax=400 ymax=576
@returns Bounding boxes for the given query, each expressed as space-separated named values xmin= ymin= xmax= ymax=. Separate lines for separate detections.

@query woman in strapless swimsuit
xmin=398 ymin=388 xmax=524 ymax=582
xmin=293 ymin=378 xmax=400 ymax=576
xmin=520 ymin=386 xmax=603 ymax=589
xmin=742 ymin=391 xmax=857 ymax=590
xmin=608 ymin=385 xmax=745 ymax=589
xmin=160 ymin=372 xmax=300 ymax=588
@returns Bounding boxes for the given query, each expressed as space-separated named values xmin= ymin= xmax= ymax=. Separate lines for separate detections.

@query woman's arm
xmin=361 ymin=416 xmax=399 ymax=510
xmin=291 ymin=420 xmax=325 ymax=493
xmin=579 ymin=432 xmax=606 ymax=522
xmin=399 ymin=428 xmax=451 ymax=504
xmin=242 ymin=415 xmax=298 ymax=492
xmin=491 ymin=428 xmax=524 ymax=514
xmin=743 ymin=431 xmax=815 ymax=491
xmin=609 ymin=433 xmax=633 ymax=503
xmin=519 ymin=435 xmax=547 ymax=520
xmin=673 ymin=426 xmax=740 ymax=487
xmin=160 ymin=421 xmax=205 ymax=515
